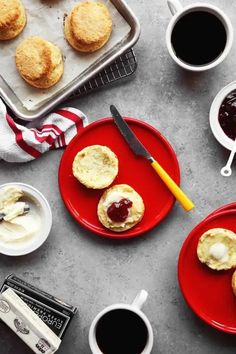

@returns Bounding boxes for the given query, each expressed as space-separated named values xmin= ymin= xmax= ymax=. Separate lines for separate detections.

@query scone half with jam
xmin=97 ymin=184 xmax=145 ymax=232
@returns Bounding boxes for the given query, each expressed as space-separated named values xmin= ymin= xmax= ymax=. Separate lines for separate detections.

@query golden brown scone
xmin=0 ymin=0 xmax=26 ymax=40
xmin=72 ymin=145 xmax=118 ymax=189
xmin=15 ymin=36 xmax=64 ymax=89
xmin=232 ymin=270 xmax=236 ymax=296
xmin=97 ymin=184 xmax=145 ymax=232
xmin=197 ymin=228 xmax=236 ymax=270
xmin=65 ymin=1 xmax=112 ymax=53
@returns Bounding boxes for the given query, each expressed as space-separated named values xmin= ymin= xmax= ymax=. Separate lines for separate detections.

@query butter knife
xmin=110 ymin=105 xmax=195 ymax=212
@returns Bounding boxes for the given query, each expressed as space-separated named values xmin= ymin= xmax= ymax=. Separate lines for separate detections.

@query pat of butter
xmin=2 ymin=202 xmax=26 ymax=221
xmin=209 ymin=242 xmax=229 ymax=262
xmin=102 ymin=192 xmax=125 ymax=208
xmin=0 ymin=186 xmax=23 ymax=209
xmin=0 ymin=289 xmax=61 ymax=353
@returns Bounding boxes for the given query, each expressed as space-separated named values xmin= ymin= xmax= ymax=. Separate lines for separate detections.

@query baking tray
xmin=0 ymin=0 xmax=140 ymax=121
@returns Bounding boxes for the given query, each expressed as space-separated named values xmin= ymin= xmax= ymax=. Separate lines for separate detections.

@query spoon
xmin=221 ymin=138 xmax=236 ymax=177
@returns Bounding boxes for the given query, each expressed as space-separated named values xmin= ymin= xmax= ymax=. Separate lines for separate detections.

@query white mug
xmin=166 ymin=0 xmax=233 ymax=71
xmin=89 ymin=290 xmax=153 ymax=354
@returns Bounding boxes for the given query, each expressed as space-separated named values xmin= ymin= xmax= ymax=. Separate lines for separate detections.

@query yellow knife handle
xmin=151 ymin=160 xmax=195 ymax=212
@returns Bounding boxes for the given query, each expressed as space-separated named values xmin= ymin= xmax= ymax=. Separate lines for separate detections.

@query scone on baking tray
xmin=197 ymin=228 xmax=236 ymax=270
xmin=15 ymin=36 xmax=64 ymax=89
xmin=72 ymin=145 xmax=118 ymax=189
xmin=65 ymin=1 xmax=112 ymax=53
xmin=97 ymin=184 xmax=145 ymax=232
xmin=0 ymin=0 xmax=26 ymax=40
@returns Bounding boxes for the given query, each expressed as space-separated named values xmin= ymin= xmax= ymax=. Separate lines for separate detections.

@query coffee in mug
xmin=166 ymin=0 xmax=233 ymax=71
xmin=171 ymin=11 xmax=227 ymax=65
xmin=95 ymin=309 xmax=148 ymax=354
xmin=89 ymin=290 xmax=153 ymax=354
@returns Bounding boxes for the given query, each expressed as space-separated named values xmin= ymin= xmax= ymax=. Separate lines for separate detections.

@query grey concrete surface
xmin=1 ymin=0 xmax=236 ymax=353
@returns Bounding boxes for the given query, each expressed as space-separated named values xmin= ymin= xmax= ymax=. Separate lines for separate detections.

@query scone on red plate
xmin=97 ymin=184 xmax=145 ymax=232
xmin=72 ymin=145 xmax=118 ymax=189
xmin=232 ymin=270 xmax=236 ymax=296
xmin=197 ymin=228 xmax=236 ymax=270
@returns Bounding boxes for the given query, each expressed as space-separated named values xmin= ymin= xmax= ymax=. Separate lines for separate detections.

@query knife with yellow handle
xmin=110 ymin=105 xmax=195 ymax=212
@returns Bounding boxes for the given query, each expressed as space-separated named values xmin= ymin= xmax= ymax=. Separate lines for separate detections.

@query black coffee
xmin=95 ymin=309 xmax=148 ymax=354
xmin=171 ymin=11 xmax=227 ymax=65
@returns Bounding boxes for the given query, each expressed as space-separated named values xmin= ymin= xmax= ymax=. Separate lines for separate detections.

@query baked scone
xmin=97 ymin=184 xmax=145 ymax=232
xmin=0 ymin=0 xmax=26 ymax=40
xmin=232 ymin=270 xmax=236 ymax=296
xmin=72 ymin=145 xmax=118 ymax=189
xmin=197 ymin=228 xmax=236 ymax=270
xmin=65 ymin=1 xmax=112 ymax=53
xmin=15 ymin=36 xmax=64 ymax=89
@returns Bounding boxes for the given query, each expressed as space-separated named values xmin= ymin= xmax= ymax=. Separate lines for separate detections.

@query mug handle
xmin=167 ymin=0 xmax=183 ymax=15
xmin=131 ymin=290 xmax=148 ymax=310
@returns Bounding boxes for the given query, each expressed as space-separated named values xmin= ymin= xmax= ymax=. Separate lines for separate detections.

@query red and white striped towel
xmin=0 ymin=99 xmax=88 ymax=163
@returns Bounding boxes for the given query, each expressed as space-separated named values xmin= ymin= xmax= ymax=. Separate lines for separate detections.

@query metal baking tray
xmin=0 ymin=0 xmax=140 ymax=121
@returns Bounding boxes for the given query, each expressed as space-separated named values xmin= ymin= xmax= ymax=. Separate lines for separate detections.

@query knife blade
xmin=110 ymin=105 xmax=153 ymax=161
xmin=110 ymin=105 xmax=195 ymax=212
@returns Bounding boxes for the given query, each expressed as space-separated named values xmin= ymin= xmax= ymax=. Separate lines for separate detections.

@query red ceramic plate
xmin=58 ymin=117 xmax=180 ymax=238
xmin=178 ymin=210 xmax=236 ymax=333
xmin=205 ymin=202 xmax=236 ymax=220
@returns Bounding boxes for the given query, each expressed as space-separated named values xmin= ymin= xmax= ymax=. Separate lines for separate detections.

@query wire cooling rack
xmin=69 ymin=48 xmax=137 ymax=98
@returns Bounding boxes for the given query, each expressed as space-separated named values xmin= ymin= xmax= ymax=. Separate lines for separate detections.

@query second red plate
xmin=58 ymin=117 xmax=180 ymax=238
xmin=178 ymin=210 xmax=236 ymax=333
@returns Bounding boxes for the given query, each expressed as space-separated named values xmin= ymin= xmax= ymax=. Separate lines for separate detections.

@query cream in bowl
xmin=0 ymin=183 xmax=52 ymax=256
xmin=210 ymin=81 xmax=236 ymax=150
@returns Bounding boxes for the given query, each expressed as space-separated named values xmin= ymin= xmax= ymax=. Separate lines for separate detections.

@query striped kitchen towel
xmin=0 ymin=99 xmax=88 ymax=163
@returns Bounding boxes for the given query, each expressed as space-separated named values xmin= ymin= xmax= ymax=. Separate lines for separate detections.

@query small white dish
xmin=0 ymin=183 xmax=52 ymax=256
xmin=209 ymin=81 xmax=236 ymax=151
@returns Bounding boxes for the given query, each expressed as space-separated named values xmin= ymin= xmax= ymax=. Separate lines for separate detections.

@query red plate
xmin=58 ymin=117 xmax=180 ymax=238
xmin=205 ymin=202 xmax=236 ymax=220
xmin=178 ymin=210 xmax=236 ymax=333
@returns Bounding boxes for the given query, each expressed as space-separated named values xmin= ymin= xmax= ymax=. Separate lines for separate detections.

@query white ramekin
xmin=209 ymin=81 xmax=236 ymax=151
xmin=0 ymin=183 xmax=52 ymax=256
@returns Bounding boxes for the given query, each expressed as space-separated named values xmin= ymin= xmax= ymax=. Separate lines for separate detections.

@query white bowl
xmin=0 ymin=183 xmax=52 ymax=256
xmin=209 ymin=81 xmax=236 ymax=151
